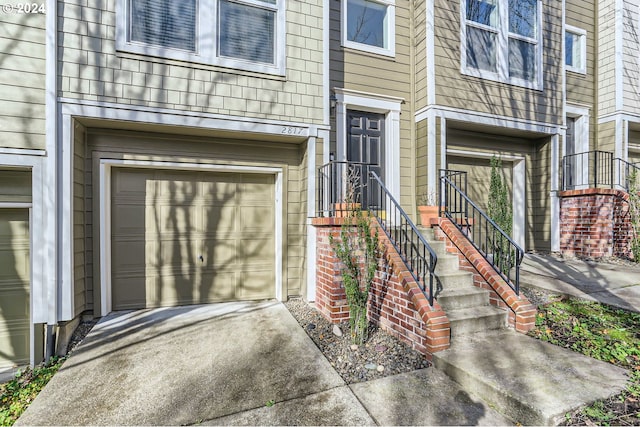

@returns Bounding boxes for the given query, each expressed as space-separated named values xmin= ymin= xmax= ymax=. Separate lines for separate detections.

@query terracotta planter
xmin=418 ymin=205 xmax=440 ymax=227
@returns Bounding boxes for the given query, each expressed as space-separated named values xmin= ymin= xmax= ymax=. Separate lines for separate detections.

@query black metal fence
xmin=316 ymin=161 xmax=441 ymax=305
xmin=562 ymin=150 xmax=640 ymax=191
xmin=440 ymin=170 xmax=523 ymax=294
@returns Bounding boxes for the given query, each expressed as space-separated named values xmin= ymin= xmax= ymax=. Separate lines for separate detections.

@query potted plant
xmin=417 ymin=190 xmax=439 ymax=227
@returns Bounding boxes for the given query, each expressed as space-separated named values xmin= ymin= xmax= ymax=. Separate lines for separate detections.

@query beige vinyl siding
xmin=329 ymin=0 xmax=414 ymax=207
xmin=415 ymin=0 xmax=427 ymax=109
xmin=416 ymin=120 xmax=428 ymax=210
xmin=0 ymin=170 xmax=31 ymax=204
xmin=433 ymin=0 xmax=562 ymax=125
xmin=598 ymin=120 xmax=616 ymax=152
xmin=565 ymin=0 xmax=596 ymax=110
xmin=598 ymin=1 xmax=618 ymax=116
xmin=0 ymin=13 xmax=45 ymax=150
xmin=84 ymin=129 xmax=307 ymax=311
xmin=530 ymin=139 xmax=551 ymax=251
xmin=629 ymin=130 xmax=640 ymax=164
xmin=622 ymin=0 xmax=640 ymax=113
xmin=58 ymin=0 xmax=324 ymax=125
xmin=73 ymin=123 xmax=87 ymax=316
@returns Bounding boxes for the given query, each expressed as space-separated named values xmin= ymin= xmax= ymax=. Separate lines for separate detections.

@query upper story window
xmin=116 ymin=0 xmax=285 ymax=75
xmin=342 ymin=0 xmax=395 ymax=57
xmin=565 ymin=25 xmax=586 ymax=74
xmin=461 ymin=0 xmax=542 ymax=89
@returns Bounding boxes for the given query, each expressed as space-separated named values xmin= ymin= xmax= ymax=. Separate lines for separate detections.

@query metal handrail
xmin=316 ymin=161 xmax=441 ymax=305
xmin=367 ymin=171 xmax=442 ymax=306
xmin=616 ymin=157 xmax=640 ymax=192
xmin=440 ymin=170 xmax=523 ymax=294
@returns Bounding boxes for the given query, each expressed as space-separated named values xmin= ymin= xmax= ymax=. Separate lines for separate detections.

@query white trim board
xmin=333 ymin=88 xmax=403 ymax=201
xmin=98 ymin=159 xmax=285 ymax=316
xmin=0 ymin=153 xmax=46 ymax=367
xmin=415 ymin=106 xmax=560 ymax=135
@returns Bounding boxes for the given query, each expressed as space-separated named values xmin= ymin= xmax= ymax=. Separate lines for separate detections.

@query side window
xmin=116 ymin=0 xmax=285 ymax=75
xmin=342 ymin=0 xmax=395 ymax=57
xmin=565 ymin=25 xmax=587 ymax=74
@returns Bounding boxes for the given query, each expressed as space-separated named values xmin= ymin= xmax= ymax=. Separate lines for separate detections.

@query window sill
xmin=342 ymin=41 xmax=395 ymax=58
xmin=566 ymin=67 xmax=587 ymax=76
xmin=461 ymin=67 xmax=543 ymax=92
xmin=114 ymin=49 xmax=287 ymax=80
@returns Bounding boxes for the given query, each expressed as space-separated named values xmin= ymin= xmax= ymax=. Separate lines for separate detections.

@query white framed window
xmin=341 ymin=0 xmax=395 ymax=57
xmin=116 ymin=0 xmax=286 ymax=75
xmin=461 ymin=0 xmax=542 ymax=89
xmin=565 ymin=25 xmax=586 ymax=74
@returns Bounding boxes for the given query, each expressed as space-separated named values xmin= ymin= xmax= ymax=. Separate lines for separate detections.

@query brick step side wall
xmin=559 ymin=189 xmax=634 ymax=260
xmin=312 ymin=217 xmax=450 ymax=360
xmin=434 ymin=219 xmax=536 ymax=333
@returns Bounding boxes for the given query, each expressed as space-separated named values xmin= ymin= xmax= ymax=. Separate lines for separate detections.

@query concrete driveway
xmin=16 ymin=301 xmax=511 ymax=426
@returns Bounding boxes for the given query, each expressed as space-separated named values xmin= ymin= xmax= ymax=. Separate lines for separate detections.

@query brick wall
xmin=435 ymin=219 xmax=537 ymax=333
xmin=312 ymin=217 xmax=450 ymax=359
xmin=559 ymin=189 xmax=634 ymax=259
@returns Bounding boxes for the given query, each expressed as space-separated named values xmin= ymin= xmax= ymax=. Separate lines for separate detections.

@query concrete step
xmin=437 ymin=271 xmax=474 ymax=288
xmin=434 ymin=253 xmax=459 ymax=274
xmin=432 ymin=329 xmax=629 ymax=425
xmin=437 ymin=287 xmax=490 ymax=310
xmin=447 ymin=305 xmax=507 ymax=337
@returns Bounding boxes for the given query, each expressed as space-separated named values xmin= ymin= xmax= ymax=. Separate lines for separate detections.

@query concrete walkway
xmin=16 ymin=301 xmax=510 ymax=426
xmin=521 ymin=253 xmax=640 ymax=312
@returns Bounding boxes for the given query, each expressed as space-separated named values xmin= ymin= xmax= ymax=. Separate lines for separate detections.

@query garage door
xmin=0 ymin=209 xmax=30 ymax=370
xmin=111 ymin=168 xmax=276 ymax=310
xmin=446 ymin=156 xmax=513 ymax=213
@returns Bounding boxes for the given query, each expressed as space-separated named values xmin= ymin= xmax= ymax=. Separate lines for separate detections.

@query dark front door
xmin=347 ymin=110 xmax=385 ymax=207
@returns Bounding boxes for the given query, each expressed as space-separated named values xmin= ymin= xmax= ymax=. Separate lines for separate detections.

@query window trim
xmin=460 ymin=0 xmax=543 ymax=90
xmin=341 ymin=0 xmax=396 ymax=58
xmin=565 ymin=24 xmax=587 ymax=75
xmin=115 ymin=0 xmax=286 ymax=76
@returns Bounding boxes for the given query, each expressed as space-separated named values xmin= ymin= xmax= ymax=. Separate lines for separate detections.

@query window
xmin=461 ymin=0 xmax=542 ymax=89
xmin=342 ymin=0 xmax=395 ymax=57
xmin=565 ymin=25 xmax=586 ymax=74
xmin=116 ymin=0 xmax=285 ymax=75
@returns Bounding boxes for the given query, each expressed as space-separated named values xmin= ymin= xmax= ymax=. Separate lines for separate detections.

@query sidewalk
xmin=520 ymin=253 xmax=640 ymax=312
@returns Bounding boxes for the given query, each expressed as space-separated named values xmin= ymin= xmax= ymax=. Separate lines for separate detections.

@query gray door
xmin=347 ymin=110 xmax=385 ymax=206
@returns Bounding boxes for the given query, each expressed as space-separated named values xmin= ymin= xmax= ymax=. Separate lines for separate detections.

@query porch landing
xmin=432 ymin=329 xmax=628 ymax=425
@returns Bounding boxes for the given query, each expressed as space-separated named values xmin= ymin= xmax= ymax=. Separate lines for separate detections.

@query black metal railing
xmin=616 ymin=157 xmax=640 ymax=192
xmin=562 ymin=150 xmax=614 ymax=190
xmin=316 ymin=161 xmax=441 ymax=305
xmin=440 ymin=170 xmax=523 ymax=294
xmin=317 ymin=161 xmax=375 ymax=217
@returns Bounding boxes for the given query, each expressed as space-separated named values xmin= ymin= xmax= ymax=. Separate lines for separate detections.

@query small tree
xmin=487 ymin=156 xmax=513 ymax=271
xmin=628 ymin=170 xmax=640 ymax=262
xmin=329 ymin=167 xmax=380 ymax=345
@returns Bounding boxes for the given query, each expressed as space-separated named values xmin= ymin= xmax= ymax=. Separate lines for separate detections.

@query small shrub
xmin=628 ymin=169 xmax=640 ymax=263
xmin=0 ymin=357 xmax=65 ymax=426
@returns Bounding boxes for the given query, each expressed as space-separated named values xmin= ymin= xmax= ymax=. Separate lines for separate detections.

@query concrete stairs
xmin=416 ymin=226 xmax=507 ymax=340
xmin=416 ymin=226 xmax=629 ymax=425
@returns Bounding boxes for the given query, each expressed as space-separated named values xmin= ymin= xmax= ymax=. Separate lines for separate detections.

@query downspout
xmin=45 ymin=0 xmax=58 ymax=361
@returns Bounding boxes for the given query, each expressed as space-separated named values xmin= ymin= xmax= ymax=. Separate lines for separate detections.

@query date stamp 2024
xmin=1 ymin=3 xmax=46 ymax=14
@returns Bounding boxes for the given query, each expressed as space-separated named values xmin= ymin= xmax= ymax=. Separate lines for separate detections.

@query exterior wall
xmin=559 ymin=189 xmax=634 ymax=259
xmin=58 ymin=0 xmax=324 ymax=125
xmin=73 ymin=121 xmax=87 ymax=315
xmin=84 ymin=129 xmax=308 ymax=312
xmin=432 ymin=0 xmax=563 ymax=125
xmin=329 ymin=0 xmax=414 ymax=207
xmin=0 ymin=11 xmax=46 ymax=150
xmin=622 ymin=0 xmax=640 ymax=113
xmin=312 ymin=217 xmax=451 ymax=359
xmin=597 ymin=1 xmax=618 ymax=116
xmin=414 ymin=0 xmax=427 ymax=109
xmin=598 ymin=120 xmax=616 ymax=152
xmin=530 ymin=138 xmax=552 ymax=251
